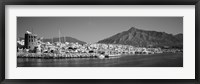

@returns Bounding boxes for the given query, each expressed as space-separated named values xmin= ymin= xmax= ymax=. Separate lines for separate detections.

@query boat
xmin=108 ymin=54 xmax=121 ymax=57
xmin=98 ymin=54 xmax=105 ymax=59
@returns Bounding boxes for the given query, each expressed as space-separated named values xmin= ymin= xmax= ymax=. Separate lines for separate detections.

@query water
xmin=17 ymin=53 xmax=183 ymax=67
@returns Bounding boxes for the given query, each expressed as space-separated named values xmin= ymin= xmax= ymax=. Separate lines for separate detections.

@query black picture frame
xmin=0 ymin=0 xmax=200 ymax=84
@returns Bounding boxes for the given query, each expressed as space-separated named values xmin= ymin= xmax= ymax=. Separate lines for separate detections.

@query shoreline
xmin=17 ymin=52 xmax=182 ymax=59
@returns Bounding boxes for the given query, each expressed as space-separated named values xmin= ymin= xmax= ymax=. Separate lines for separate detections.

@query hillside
xmin=42 ymin=36 xmax=86 ymax=44
xmin=17 ymin=36 xmax=86 ymax=44
xmin=98 ymin=27 xmax=183 ymax=48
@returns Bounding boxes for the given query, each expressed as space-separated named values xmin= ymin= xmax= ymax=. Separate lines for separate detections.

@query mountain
xmin=174 ymin=33 xmax=183 ymax=41
xmin=98 ymin=27 xmax=183 ymax=48
xmin=17 ymin=36 xmax=86 ymax=44
xmin=42 ymin=36 xmax=86 ymax=44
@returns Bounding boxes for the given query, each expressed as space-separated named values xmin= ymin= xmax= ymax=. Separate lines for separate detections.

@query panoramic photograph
xmin=17 ymin=17 xmax=183 ymax=67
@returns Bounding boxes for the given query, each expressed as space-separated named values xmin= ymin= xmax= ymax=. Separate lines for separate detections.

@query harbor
xmin=17 ymin=17 xmax=183 ymax=67
xmin=17 ymin=31 xmax=182 ymax=59
xmin=17 ymin=53 xmax=183 ymax=67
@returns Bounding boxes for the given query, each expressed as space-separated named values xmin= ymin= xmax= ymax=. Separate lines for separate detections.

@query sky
xmin=17 ymin=17 xmax=183 ymax=43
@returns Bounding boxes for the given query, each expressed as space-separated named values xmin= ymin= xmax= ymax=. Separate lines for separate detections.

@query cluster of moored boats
xmin=17 ymin=52 xmax=119 ymax=59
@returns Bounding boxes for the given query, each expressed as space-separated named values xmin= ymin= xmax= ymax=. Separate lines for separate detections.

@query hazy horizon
xmin=17 ymin=17 xmax=183 ymax=43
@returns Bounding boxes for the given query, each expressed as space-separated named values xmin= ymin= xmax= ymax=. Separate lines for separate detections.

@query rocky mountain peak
xmin=98 ymin=27 xmax=183 ymax=48
xmin=128 ymin=27 xmax=138 ymax=32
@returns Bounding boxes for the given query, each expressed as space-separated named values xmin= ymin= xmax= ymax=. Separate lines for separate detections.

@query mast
xmin=52 ymin=37 xmax=53 ymax=44
xmin=59 ymin=29 xmax=61 ymax=43
xmin=64 ymin=35 xmax=65 ymax=43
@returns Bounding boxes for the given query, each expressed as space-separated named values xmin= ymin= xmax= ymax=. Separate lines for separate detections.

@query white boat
xmin=98 ymin=55 xmax=105 ymax=59
xmin=108 ymin=54 xmax=121 ymax=57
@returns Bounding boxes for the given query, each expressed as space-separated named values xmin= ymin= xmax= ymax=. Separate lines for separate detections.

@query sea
xmin=17 ymin=53 xmax=183 ymax=67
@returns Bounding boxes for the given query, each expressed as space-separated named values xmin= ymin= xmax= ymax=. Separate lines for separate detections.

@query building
xmin=24 ymin=31 xmax=37 ymax=51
